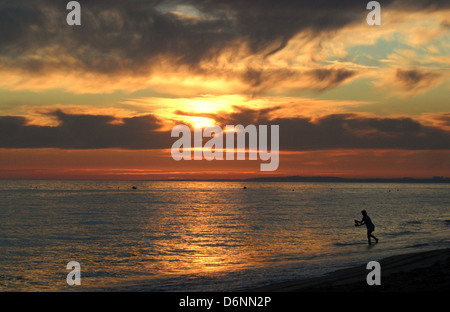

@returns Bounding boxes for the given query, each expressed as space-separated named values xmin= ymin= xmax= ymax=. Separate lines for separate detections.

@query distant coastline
xmin=243 ymin=176 xmax=450 ymax=183
xmin=162 ymin=176 xmax=450 ymax=183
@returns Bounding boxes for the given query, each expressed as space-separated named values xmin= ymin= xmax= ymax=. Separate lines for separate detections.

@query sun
xmin=181 ymin=116 xmax=217 ymax=129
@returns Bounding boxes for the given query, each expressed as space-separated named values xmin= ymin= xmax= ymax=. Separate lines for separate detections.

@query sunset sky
xmin=0 ymin=0 xmax=449 ymax=180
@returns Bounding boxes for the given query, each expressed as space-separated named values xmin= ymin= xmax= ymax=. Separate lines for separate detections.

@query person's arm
xmin=356 ymin=218 xmax=366 ymax=226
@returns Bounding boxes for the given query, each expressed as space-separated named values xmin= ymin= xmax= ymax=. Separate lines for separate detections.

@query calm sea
xmin=0 ymin=180 xmax=449 ymax=291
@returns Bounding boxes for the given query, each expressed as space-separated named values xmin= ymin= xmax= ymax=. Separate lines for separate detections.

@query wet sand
xmin=249 ymin=248 xmax=450 ymax=292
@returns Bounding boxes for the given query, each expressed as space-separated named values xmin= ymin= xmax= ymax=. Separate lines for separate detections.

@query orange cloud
xmin=374 ymin=67 xmax=445 ymax=97
xmin=122 ymin=94 xmax=370 ymax=128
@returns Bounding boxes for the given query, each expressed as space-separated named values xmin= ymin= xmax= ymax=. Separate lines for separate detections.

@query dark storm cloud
xmin=1 ymin=0 xmax=447 ymax=92
xmin=212 ymin=107 xmax=450 ymax=151
xmin=390 ymin=0 xmax=450 ymax=10
xmin=189 ymin=0 xmax=378 ymax=56
xmin=274 ymin=113 xmax=450 ymax=150
xmin=0 ymin=110 xmax=168 ymax=149
xmin=1 ymin=108 xmax=449 ymax=150
xmin=0 ymin=0 xmax=403 ymax=74
xmin=0 ymin=0 xmax=231 ymax=74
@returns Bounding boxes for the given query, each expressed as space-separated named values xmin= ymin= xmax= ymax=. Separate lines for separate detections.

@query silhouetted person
xmin=355 ymin=210 xmax=378 ymax=245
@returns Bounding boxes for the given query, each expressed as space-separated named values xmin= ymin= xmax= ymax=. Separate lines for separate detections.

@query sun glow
xmin=179 ymin=116 xmax=217 ymax=128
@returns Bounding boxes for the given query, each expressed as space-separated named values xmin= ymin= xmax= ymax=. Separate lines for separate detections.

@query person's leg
xmin=367 ymin=231 xmax=372 ymax=245
xmin=371 ymin=232 xmax=378 ymax=243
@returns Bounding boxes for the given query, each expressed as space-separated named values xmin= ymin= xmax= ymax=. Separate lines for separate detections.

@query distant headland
xmin=243 ymin=176 xmax=450 ymax=183
xmin=161 ymin=176 xmax=450 ymax=183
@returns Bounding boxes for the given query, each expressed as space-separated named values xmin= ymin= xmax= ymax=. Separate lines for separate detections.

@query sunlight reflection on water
xmin=0 ymin=180 xmax=449 ymax=291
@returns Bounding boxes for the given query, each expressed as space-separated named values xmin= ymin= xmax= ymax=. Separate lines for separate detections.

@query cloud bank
xmin=0 ymin=0 xmax=448 ymax=95
xmin=1 ymin=108 xmax=448 ymax=151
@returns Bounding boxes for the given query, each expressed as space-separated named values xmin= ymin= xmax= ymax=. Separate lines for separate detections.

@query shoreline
xmin=247 ymin=248 xmax=450 ymax=292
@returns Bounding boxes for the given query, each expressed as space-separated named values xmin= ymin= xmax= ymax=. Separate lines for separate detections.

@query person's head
xmin=361 ymin=210 xmax=367 ymax=216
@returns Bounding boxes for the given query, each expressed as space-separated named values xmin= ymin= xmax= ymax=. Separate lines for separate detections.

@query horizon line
xmin=0 ymin=175 xmax=448 ymax=183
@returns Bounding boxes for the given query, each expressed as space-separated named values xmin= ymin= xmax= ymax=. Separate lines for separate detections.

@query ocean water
xmin=0 ymin=180 xmax=449 ymax=291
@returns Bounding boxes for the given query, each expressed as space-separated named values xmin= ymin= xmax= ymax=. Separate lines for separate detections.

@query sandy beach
xmin=249 ymin=248 xmax=450 ymax=292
